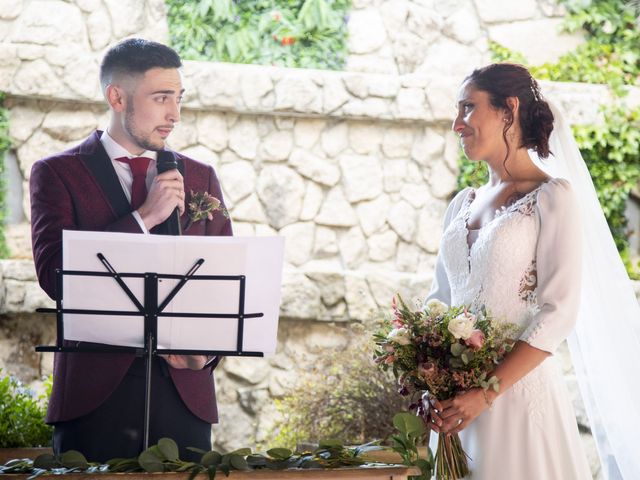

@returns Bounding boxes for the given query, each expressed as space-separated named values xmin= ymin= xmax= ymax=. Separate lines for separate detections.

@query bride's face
xmin=452 ymin=81 xmax=508 ymax=162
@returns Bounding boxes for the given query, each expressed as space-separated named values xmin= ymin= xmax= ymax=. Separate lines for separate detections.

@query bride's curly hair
xmin=465 ymin=63 xmax=554 ymax=163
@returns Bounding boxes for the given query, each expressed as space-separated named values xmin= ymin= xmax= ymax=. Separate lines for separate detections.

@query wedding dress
xmin=427 ymin=178 xmax=593 ymax=479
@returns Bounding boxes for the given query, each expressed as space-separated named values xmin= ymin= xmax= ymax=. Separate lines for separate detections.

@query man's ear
xmin=105 ymin=84 xmax=127 ymax=113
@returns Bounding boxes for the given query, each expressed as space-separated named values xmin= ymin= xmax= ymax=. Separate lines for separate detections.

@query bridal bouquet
xmin=373 ymin=295 xmax=518 ymax=480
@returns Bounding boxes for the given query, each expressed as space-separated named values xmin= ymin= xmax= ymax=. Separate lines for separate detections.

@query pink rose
xmin=384 ymin=355 xmax=396 ymax=364
xmin=465 ymin=329 xmax=485 ymax=350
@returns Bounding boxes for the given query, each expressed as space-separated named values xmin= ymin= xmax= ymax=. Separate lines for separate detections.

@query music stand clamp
xmin=36 ymin=253 xmax=264 ymax=450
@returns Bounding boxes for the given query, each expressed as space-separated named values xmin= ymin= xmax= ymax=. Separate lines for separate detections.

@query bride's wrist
xmin=482 ymin=389 xmax=496 ymax=409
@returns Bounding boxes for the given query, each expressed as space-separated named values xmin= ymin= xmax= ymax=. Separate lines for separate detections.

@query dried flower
xmin=185 ymin=190 xmax=228 ymax=231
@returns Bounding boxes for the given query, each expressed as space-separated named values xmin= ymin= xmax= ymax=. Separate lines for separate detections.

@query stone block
xmin=211 ymin=403 xmax=255 ymax=452
xmin=241 ymin=71 xmax=273 ymax=109
xmin=348 ymin=8 xmax=388 ymax=55
xmin=443 ymin=5 xmax=483 ymax=45
xmin=223 ymin=356 xmax=270 ymax=385
xmin=195 ymin=67 xmax=240 ymax=109
xmin=338 ymin=226 xmax=367 ymax=268
xmin=315 ymin=187 xmax=358 ymax=227
xmin=274 ymin=76 xmax=322 ymax=113
xmin=396 ymin=241 xmax=421 ymax=272
xmin=344 ymin=272 xmax=377 ymax=321
xmin=16 ymin=130 xmax=69 ymax=180
xmin=367 ymin=228 xmax=398 ymax=261
xmin=8 ymin=103 xmax=45 ymax=147
xmin=11 ymin=1 xmax=84 ymax=47
xmin=388 ymin=200 xmax=417 ymax=242
xmin=289 ymin=149 xmax=340 ymax=187
xmin=86 ymin=6 xmax=112 ymax=50
xmin=0 ymin=0 xmax=22 ymax=20
xmin=279 ymin=271 xmax=322 ymax=320
xmin=305 ymin=270 xmax=345 ymax=307
xmin=320 ymin=121 xmax=348 ymax=157
xmin=230 ymin=194 xmax=268 ymax=223
xmin=339 ymin=154 xmax=383 ymax=202
xmin=42 ymin=109 xmax=97 ymax=142
xmin=220 ymin=160 xmax=256 ymax=203
xmin=312 ymin=226 xmax=339 ymax=258
xmin=228 ymin=118 xmax=259 ymax=160
xmin=13 ymin=59 xmax=66 ymax=97
xmin=299 ymin=182 xmax=323 ymax=221
xmin=416 ymin=202 xmax=447 ymax=253
xmin=401 ymin=183 xmax=430 ymax=209
xmin=105 ymin=0 xmax=145 ymax=38
xmin=382 ymin=126 xmax=414 ymax=159
xmin=257 ymin=165 xmax=305 ymax=229
xmin=348 ymin=122 xmax=382 ymax=154
xmin=356 ymin=194 xmax=390 ymax=236
xmin=323 ymin=76 xmax=350 ymax=113
xmin=488 ymin=19 xmax=584 ymax=65
xmin=383 ymin=159 xmax=408 ymax=193
xmin=181 ymin=145 xmax=219 ymax=169
xmin=474 ymin=0 xmax=538 ymax=23
xmin=293 ymin=118 xmax=325 ymax=149
xmin=303 ymin=323 xmax=349 ymax=352
xmin=260 ymin=130 xmax=293 ymax=162
xmin=279 ymin=222 xmax=315 ymax=266
xmin=369 ymin=76 xmax=400 ymax=98
xmin=197 ymin=112 xmax=228 ymax=152
xmin=417 ymin=37 xmax=485 ymax=78
xmin=428 ymin=158 xmax=458 ymax=199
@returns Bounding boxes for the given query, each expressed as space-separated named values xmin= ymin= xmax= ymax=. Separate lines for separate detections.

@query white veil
xmin=528 ymin=97 xmax=640 ymax=479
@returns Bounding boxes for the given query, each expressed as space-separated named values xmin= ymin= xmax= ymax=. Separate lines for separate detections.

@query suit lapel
xmin=79 ymin=134 xmax=132 ymax=220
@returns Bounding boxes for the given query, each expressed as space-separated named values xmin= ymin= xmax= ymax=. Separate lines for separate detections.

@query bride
xmin=425 ymin=63 xmax=640 ymax=479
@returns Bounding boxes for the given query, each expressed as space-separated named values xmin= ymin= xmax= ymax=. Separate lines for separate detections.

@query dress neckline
xmin=462 ymin=180 xmax=549 ymax=253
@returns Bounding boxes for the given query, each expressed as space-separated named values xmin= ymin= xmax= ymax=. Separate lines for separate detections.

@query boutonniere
xmin=184 ymin=190 xmax=229 ymax=230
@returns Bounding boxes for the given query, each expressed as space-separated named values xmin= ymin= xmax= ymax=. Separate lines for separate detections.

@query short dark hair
xmin=100 ymin=38 xmax=182 ymax=91
xmin=466 ymin=63 xmax=554 ymax=159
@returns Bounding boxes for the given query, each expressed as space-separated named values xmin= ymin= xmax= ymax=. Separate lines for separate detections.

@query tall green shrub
xmin=166 ymin=0 xmax=350 ymax=70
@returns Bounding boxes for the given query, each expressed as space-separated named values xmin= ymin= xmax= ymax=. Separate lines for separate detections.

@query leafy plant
xmin=165 ymin=0 xmax=350 ymax=70
xmin=389 ymin=412 xmax=433 ymax=480
xmin=266 ymin=329 xmax=409 ymax=450
xmin=0 ymin=370 xmax=53 ymax=448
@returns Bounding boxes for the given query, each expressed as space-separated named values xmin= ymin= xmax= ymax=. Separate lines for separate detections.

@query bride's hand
xmin=422 ymin=391 xmax=445 ymax=433
xmin=439 ymin=388 xmax=491 ymax=434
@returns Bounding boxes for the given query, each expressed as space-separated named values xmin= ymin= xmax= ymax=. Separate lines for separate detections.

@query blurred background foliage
xmin=166 ymin=0 xmax=350 ymax=69
xmin=458 ymin=0 xmax=640 ymax=278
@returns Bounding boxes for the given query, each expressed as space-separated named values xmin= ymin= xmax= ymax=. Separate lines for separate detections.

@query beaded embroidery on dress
xmin=427 ymin=179 xmax=591 ymax=480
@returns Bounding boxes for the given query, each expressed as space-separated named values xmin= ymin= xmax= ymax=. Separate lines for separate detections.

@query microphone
xmin=156 ymin=150 xmax=182 ymax=235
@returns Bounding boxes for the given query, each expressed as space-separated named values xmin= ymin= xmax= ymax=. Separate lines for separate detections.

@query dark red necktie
xmin=115 ymin=156 xmax=152 ymax=210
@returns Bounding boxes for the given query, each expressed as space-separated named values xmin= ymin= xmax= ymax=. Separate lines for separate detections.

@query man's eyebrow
xmin=150 ymin=89 xmax=186 ymax=95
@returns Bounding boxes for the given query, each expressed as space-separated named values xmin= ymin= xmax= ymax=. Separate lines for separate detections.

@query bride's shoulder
xmin=536 ymin=178 xmax=578 ymax=215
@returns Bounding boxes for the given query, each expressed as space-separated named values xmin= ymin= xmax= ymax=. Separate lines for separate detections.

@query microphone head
xmin=157 ymin=150 xmax=178 ymax=174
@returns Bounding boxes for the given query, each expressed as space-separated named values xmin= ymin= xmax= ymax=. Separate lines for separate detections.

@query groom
xmin=30 ymin=38 xmax=232 ymax=461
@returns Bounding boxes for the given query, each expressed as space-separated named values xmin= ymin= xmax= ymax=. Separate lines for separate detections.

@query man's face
xmin=122 ymin=67 xmax=183 ymax=152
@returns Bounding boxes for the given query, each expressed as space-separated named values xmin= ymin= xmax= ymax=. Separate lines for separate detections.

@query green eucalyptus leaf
xmin=318 ymin=438 xmax=342 ymax=448
xmin=61 ymin=450 xmax=88 ymax=469
xmin=201 ymin=451 xmax=222 ymax=467
xmin=158 ymin=437 xmax=180 ymax=461
xmin=450 ymin=343 xmax=465 ymax=356
xmin=393 ymin=412 xmax=425 ymax=436
xmin=229 ymin=447 xmax=252 ymax=456
xmin=229 ymin=454 xmax=250 ymax=470
xmin=267 ymin=447 xmax=292 ymax=460
xmin=246 ymin=454 xmax=267 ymax=468
xmin=33 ymin=454 xmax=57 ymax=470
xmin=138 ymin=449 xmax=165 ymax=473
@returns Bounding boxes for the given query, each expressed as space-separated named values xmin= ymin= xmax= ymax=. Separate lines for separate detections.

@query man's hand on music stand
xmin=161 ymin=354 xmax=208 ymax=370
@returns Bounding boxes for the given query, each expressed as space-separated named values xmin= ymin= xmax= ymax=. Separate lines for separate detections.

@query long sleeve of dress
xmin=519 ymin=179 xmax=582 ymax=353
xmin=425 ymin=187 xmax=472 ymax=305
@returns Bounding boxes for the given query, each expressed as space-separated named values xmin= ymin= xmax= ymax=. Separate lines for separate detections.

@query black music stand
xmin=36 ymin=253 xmax=264 ymax=450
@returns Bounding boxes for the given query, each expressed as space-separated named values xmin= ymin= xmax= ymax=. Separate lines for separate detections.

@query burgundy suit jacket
xmin=30 ymin=131 xmax=232 ymax=424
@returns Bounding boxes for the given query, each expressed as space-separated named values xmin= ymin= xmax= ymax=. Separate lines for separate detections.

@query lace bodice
xmin=427 ymin=178 xmax=582 ymax=353
xmin=440 ymin=186 xmax=541 ymax=331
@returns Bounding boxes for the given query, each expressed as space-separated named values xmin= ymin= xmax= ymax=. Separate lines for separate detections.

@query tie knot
xmin=115 ymin=156 xmax=152 ymax=176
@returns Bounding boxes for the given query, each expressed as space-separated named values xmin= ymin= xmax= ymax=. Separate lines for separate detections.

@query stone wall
xmin=2 ymin=2 xmax=640 ymax=478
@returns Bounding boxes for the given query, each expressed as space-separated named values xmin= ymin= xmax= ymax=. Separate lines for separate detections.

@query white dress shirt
xmin=100 ymin=130 xmax=157 ymax=233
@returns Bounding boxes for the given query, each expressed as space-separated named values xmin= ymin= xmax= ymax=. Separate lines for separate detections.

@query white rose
xmin=448 ymin=312 xmax=476 ymax=340
xmin=387 ymin=327 xmax=411 ymax=346
xmin=425 ymin=299 xmax=449 ymax=317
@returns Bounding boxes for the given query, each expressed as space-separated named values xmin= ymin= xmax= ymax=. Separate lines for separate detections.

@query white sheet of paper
xmin=62 ymin=230 xmax=284 ymax=355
